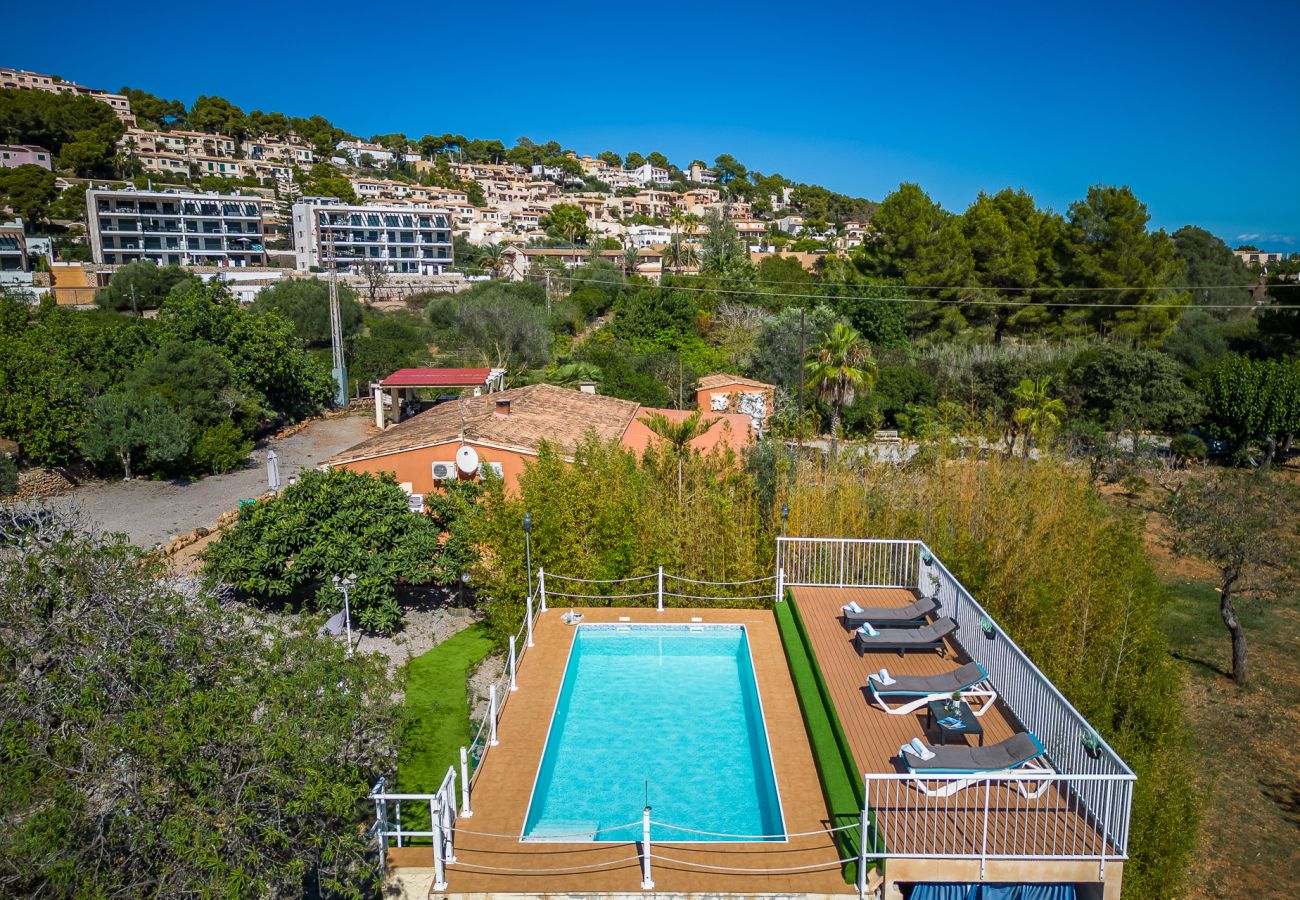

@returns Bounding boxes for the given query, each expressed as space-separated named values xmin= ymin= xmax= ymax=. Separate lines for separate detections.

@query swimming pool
xmin=522 ymin=623 xmax=785 ymax=842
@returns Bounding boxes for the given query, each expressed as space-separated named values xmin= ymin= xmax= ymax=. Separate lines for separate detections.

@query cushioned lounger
xmin=841 ymin=595 xmax=939 ymax=628
xmin=867 ymin=661 xmax=997 ymax=716
xmin=854 ymin=616 xmax=958 ymax=656
xmin=899 ymin=732 xmax=1053 ymax=797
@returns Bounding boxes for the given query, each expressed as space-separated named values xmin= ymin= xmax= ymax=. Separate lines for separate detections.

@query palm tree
xmin=804 ymin=323 xmax=877 ymax=457
xmin=479 ymin=241 xmax=507 ymax=278
xmin=662 ymin=233 xmax=698 ymax=277
xmin=642 ymin=409 xmax=719 ymax=501
xmin=1010 ymin=376 xmax=1066 ymax=459
xmin=550 ymin=361 xmax=602 ymax=387
xmin=622 ymin=243 xmax=641 ymax=276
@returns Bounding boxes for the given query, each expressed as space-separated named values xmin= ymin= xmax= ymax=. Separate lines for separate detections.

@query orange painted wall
xmin=695 ymin=384 xmax=774 ymax=418
xmin=621 ymin=411 xmax=753 ymax=457
xmin=333 ymin=441 xmax=534 ymax=495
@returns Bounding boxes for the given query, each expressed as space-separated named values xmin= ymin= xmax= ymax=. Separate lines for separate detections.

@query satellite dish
xmin=455 ymin=445 xmax=480 ymax=475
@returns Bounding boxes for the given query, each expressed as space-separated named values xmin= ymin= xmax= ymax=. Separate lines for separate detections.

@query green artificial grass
xmin=774 ymin=593 xmax=881 ymax=883
xmin=398 ymin=624 xmax=496 ymax=796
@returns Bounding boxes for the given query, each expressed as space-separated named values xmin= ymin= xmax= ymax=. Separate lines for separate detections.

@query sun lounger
xmin=854 ymin=616 xmax=957 ymax=656
xmin=899 ymin=732 xmax=1053 ymax=797
xmin=867 ymin=662 xmax=997 ymax=716
xmin=840 ymin=595 xmax=939 ymax=628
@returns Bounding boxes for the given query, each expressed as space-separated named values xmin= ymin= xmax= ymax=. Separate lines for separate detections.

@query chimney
xmin=578 ymin=381 xmax=598 ymax=395
xmin=495 ymin=398 xmax=511 ymax=415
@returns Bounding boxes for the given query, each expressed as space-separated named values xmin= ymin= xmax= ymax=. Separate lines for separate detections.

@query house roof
xmin=379 ymin=367 xmax=493 ymax=388
xmin=324 ymin=384 xmax=641 ymax=466
xmin=696 ymin=373 xmax=775 ymax=392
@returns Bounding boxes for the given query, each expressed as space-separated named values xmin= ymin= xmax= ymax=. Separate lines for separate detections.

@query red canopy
xmin=379 ymin=368 xmax=493 ymax=388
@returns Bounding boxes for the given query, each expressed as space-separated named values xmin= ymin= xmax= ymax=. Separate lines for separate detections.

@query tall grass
xmin=776 ymin=450 xmax=1199 ymax=897
xmin=472 ymin=436 xmax=772 ymax=641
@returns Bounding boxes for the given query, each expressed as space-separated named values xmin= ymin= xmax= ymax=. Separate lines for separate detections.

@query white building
xmin=0 ymin=68 xmax=134 ymax=123
xmin=335 ymin=140 xmax=422 ymax=166
xmin=688 ymin=163 xmax=717 ymax=184
xmin=0 ymin=144 xmax=53 ymax=170
xmin=85 ymin=188 xmax=267 ymax=267
xmin=630 ymin=163 xmax=669 ymax=185
xmin=626 ymin=224 xmax=673 ymax=248
xmin=291 ymin=198 xmax=453 ymax=274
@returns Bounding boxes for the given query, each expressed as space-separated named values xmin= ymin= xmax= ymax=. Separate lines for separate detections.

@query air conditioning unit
xmin=478 ymin=461 xmax=505 ymax=480
xmin=431 ymin=461 xmax=457 ymax=481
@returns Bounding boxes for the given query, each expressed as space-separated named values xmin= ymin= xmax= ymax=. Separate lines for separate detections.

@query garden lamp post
xmin=524 ymin=512 xmax=533 ymax=597
xmin=332 ymin=572 xmax=357 ymax=657
xmin=781 ymin=503 xmax=789 ymax=536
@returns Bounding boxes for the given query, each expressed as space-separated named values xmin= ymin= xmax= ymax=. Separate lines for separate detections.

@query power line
xmin=444 ymin=264 xmax=1300 ymax=311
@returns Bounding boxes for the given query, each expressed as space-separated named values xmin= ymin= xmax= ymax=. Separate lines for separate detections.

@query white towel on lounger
xmin=856 ymin=622 xmax=879 ymax=637
xmin=907 ymin=738 xmax=936 ymax=761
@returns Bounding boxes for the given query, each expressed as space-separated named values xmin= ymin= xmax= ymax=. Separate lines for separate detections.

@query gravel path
xmin=48 ymin=413 xmax=374 ymax=549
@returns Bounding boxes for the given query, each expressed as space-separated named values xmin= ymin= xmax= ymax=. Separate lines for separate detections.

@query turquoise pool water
xmin=522 ymin=623 xmax=785 ymax=842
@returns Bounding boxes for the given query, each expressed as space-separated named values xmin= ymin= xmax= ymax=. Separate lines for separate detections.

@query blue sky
xmin=5 ymin=0 xmax=1297 ymax=249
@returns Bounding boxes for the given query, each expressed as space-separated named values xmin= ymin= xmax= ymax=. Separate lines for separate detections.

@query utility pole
xmin=544 ymin=269 xmax=551 ymax=314
xmin=327 ymin=221 xmax=347 ymax=406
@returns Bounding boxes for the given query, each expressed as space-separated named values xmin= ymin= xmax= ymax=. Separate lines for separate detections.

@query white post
xmin=640 ymin=805 xmax=654 ymax=890
xmin=538 ymin=567 xmax=547 ymax=612
xmin=441 ymin=778 xmax=457 ymax=863
xmin=373 ymin=384 xmax=385 ymax=429
xmin=460 ymin=746 xmax=472 ymax=817
xmin=431 ymin=798 xmax=447 ymax=891
xmin=776 ymin=566 xmax=784 ymax=603
xmin=526 ymin=591 xmax=535 ymax=647
xmin=857 ymin=799 xmax=869 ymax=899
xmin=488 ymin=684 xmax=499 ymax=746
xmin=508 ymin=635 xmax=518 ymax=691
xmin=657 ymin=566 xmax=664 ymax=612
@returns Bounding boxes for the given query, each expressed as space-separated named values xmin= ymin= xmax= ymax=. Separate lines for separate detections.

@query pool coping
xmin=518 ymin=622 xmax=789 ymax=844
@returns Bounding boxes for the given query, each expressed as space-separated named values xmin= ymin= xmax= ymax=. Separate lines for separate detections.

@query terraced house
xmin=85 ymin=187 xmax=267 ymax=266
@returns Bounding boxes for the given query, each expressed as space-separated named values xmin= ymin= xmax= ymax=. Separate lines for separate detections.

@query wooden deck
xmin=791 ymin=585 xmax=1111 ymax=860
xmin=392 ymin=606 xmax=860 ymax=895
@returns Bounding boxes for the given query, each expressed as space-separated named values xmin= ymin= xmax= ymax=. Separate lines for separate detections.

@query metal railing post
xmin=508 ymin=634 xmax=518 ymax=691
xmin=441 ymin=778 xmax=457 ymax=863
xmin=460 ymin=746 xmax=472 ymax=817
xmin=431 ymin=797 xmax=447 ymax=890
xmin=657 ymin=566 xmax=664 ymax=612
xmin=526 ymin=591 xmax=535 ymax=647
xmin=857 ymin=798 xmax=869 ymax=899
xmin=775 ymin=566 xmax=784 ymax=603
xmin=980 ymin=778 xmax=991 ymax=881
xmin=640 ymin=805 xmax=654 ymax=890
xmin=488 ymin=684 xmax=499 ymax=746
xmin=538 ymin=567 xmax=547 ymax=612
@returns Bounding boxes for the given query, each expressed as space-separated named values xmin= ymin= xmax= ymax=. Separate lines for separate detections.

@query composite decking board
xmin=791 ymin=585 xmax=1111 ymax=858
xmin=396 ymin=607 xmax=858 ymax=894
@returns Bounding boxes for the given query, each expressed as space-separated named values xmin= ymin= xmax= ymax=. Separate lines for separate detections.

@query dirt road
xmin=49 ymin=413 xmax=373 ymax=548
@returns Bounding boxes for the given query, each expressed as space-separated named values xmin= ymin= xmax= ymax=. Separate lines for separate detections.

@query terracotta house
xmin=694 ymin=373 xmax=776 ymax=435
xmin=323 ymin=383 xmax=752 ymax=496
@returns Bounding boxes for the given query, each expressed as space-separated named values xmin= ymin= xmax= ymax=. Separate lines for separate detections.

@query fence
xmin=776 ymin=536 xmax=1135 ymax=869
xmin=862 ymin=770 xmax=1132 ymax=880
xmin=776 ymin=537 xmax=920 ymax=590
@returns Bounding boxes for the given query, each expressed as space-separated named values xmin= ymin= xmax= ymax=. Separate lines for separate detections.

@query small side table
xmin=925 ymin=699 xmax=984 ymax=747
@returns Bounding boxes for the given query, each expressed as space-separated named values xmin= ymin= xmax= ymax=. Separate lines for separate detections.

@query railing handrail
xmin=862 ymin=771 xmax=1136 ymax=783
xmin=917 ymin=540 xmax=1136 ymax=779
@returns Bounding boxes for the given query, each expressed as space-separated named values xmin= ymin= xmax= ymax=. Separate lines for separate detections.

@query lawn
xmin=1160 ymin=576 xmax=1300 ymax=899
xmin=774 ymin=595 xmax=876 ymax=884
xmin=397 ymin=624 xmax=496 ymax=796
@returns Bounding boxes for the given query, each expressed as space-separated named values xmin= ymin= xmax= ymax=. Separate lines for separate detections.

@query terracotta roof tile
xmin=696 ymin=373 xmax=775 ymax=392
xmin=324 ymin=384 xmax=640 ymax=466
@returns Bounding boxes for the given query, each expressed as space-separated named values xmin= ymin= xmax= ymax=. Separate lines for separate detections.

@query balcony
xmin=774 ymin=538 xmax=1133 ymax=878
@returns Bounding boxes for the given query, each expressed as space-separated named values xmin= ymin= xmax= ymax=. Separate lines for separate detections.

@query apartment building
xmin=688 ymin=163 xmax=717 ymax=184
xmin=626 ymin=224 xmax=673 ymax=248
xmin=291 ymin=198 xmax=453 ymax=275
xmin=0 ymin=219 xmax=29 ymax=272
xmin=0 ymin=144 xmax=52 ymax=170
xmin=85 ymin=188 xmax=267 ymax=267
xmin=630 ymin=162 xmax=669 ymax=185
xmin=242 ymin=135 xmax=314 ymax=166
xmin=335 ymin=140 xmax=421 ymax=165
xmin=0 ymin=68 xmax=134 ymax=122
xmin=1234 ymin=248 xmax=1289 ymax=267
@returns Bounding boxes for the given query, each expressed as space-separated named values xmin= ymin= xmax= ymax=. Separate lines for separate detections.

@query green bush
xmin=1169 ymin=433 xmax=1207 ymax=465
xmin=203 ymin=469 xmax=475 ymax=632
xmin=0 ymin=454 xmax=16 ymax=497
xmin=190 ymin=420 xmax=253 ymax=474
